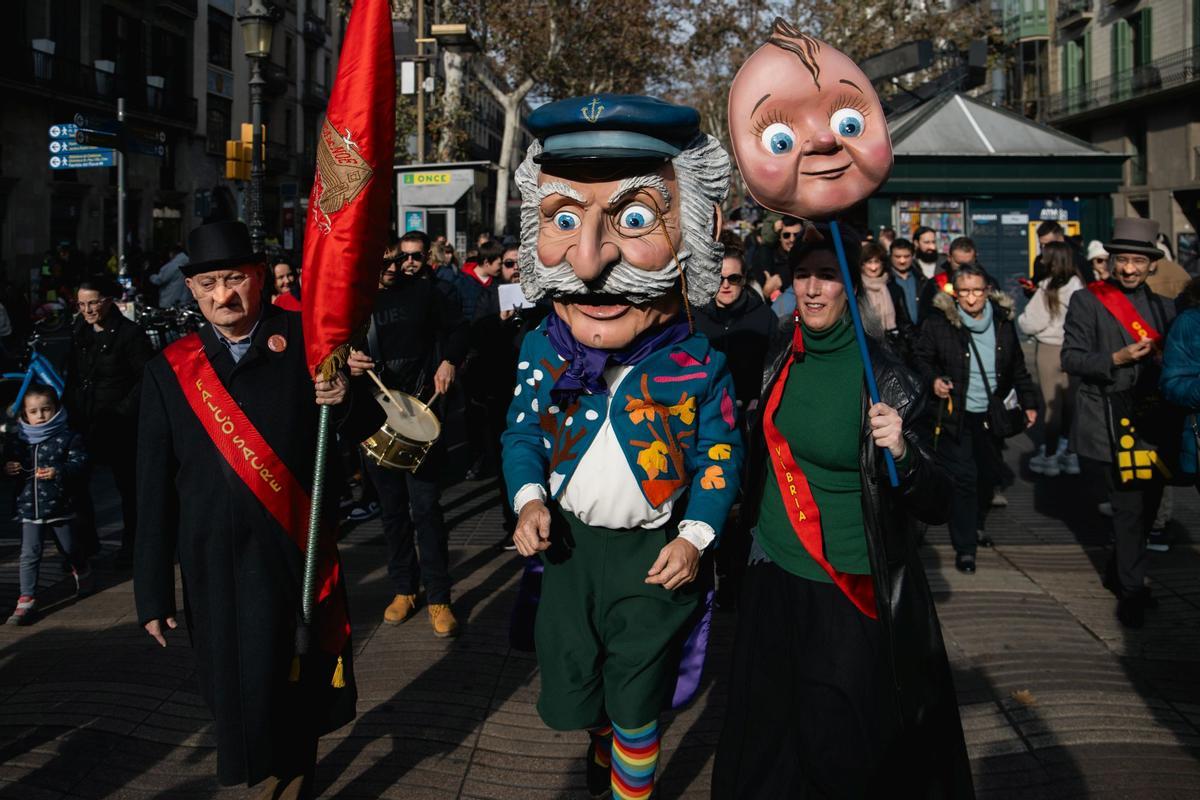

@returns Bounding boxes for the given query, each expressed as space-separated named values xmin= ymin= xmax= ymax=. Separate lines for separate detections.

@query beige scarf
xmin=860 ymin=273 xmax=896 ymax=331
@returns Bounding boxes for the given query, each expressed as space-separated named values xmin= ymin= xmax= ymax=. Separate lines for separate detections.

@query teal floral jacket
xmin=501 ymin=317 xmax=743 ymax=537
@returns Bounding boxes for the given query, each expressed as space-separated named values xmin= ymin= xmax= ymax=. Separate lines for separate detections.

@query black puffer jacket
xmin=742 ymin=315 xmax=974 ymax=797
xmin=912 ymin=290 xmax=1039 ymax=440
xmin=5 ymin=429 xmax=89 ymax=521
xmin=65 ymin=311 xmax=155 ymax=428
xmin=693 ymin=290 xmax=778 ymax=407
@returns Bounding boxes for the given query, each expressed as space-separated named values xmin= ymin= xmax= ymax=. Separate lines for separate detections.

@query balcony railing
xmin=1045 ymin=47 xmax=1199 ymax=119
xmin=1056 ymin=0 xmax=1093 ymax=25
xmin=0 ymin=46 xmax=197 ymax=125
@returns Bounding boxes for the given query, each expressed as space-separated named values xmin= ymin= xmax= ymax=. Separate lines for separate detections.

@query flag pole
xmin=302 ymin=403 xmax=333 ymax=626
xmin=829 ymin=219 xmax=900 ymax=488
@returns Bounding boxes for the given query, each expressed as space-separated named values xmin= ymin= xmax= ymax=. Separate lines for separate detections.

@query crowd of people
xmin=3 ymin=203 xmax=1196 ymax=793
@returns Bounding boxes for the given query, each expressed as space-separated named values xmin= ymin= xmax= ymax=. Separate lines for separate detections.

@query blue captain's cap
xmin=528 ymin=94 xmax=701 ymax=165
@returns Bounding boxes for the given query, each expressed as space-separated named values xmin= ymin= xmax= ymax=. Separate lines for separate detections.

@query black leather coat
xmin=741 ymin=315 xmax=975 ymax=797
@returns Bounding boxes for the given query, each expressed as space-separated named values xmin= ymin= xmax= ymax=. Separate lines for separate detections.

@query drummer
xmin=347 ymin=231 xmax=468 ymax=637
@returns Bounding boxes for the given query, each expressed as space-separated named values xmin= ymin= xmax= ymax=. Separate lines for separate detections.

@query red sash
xmin=1087 ymin=281 xmax=1163 ymax=346
xmin=762 ymin=330 xmax=877 ymax=619
xmin=162 ymin=334 xmax=350 ymax=657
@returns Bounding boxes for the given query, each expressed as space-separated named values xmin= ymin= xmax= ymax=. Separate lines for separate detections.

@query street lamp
xmin=237 ymin=0 xmax=278 ymax=254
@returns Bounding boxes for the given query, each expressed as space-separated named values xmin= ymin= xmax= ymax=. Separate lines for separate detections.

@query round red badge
xmin=267 ymin=334 xmax=287 ymax=353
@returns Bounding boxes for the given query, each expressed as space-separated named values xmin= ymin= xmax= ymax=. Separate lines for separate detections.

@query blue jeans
xmin=20 ymin=520 xmax=85 ymax=597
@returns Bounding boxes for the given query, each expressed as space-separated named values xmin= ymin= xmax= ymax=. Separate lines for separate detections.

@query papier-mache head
xmin=728 ymin=18 xmax=893 ymax=220
xmin=515 ymin=94 xmax=730 ymax=350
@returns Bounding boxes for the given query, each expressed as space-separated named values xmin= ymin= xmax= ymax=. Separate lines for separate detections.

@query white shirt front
xmin=513 ymin=364 xmax=715 ymax=550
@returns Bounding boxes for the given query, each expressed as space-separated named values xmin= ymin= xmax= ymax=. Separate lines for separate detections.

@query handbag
xmin=966 ymin=336 xmax=1025 ymax=439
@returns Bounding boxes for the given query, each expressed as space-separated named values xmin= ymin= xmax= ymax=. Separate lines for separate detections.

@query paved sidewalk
xmin=0 ymin=438 xmax=1198 ymax=799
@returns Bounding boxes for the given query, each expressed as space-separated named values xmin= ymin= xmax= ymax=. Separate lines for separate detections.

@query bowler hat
xmin=1104 ymin=218 xmax=1163 ymax=261
xmin=184 ymin=221 xmax=264 ymax=276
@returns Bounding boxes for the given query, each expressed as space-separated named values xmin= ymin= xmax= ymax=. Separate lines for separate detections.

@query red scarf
xmin=1087 ymin=281 xmax=1162 ymax=346
xmin=162 ymin=334 xmax=350 ymax=658
xmin=761 ymin=325 xmax=878 ymax=619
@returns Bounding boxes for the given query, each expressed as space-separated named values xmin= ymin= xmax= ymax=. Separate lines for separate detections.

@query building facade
xmin=1040 ymin=0 xmax=1199 ymax=264
xmin=0 ymin=0 xmax=341 ymax=290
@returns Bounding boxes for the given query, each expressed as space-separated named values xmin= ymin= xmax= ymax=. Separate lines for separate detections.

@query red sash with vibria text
xmin=762 ymin=328 xmax=878 ymax=619
xmin=1087 ymin=281 xmax=1163 ymax=346
xmin=162 ymin=334 xmax=350 ymax=657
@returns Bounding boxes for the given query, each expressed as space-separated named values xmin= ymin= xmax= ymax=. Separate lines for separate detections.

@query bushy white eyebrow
xmin=608 ymin=175 xmax=671 ymax=209
xmin=536 ymin=181 xmax=586 ymax=203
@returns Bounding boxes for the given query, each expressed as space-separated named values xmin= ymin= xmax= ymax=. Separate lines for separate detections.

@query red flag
xmin=301 ymin=0 xmax=395 ymax=379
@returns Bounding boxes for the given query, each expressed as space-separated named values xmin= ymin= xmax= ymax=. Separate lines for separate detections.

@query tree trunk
xmin=437 ymin=48 xmax=469 ymax=161
xmin=492 ymin=94 xmax=521 ymax=235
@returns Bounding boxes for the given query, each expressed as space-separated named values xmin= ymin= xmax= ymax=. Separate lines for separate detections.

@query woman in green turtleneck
xmin=714 ymin=226 xmax=974 ymax=799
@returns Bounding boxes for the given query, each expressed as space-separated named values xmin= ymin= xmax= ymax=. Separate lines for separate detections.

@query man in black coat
xmin=65 ymin=276 xmax=155 ymax=564
xmin=347 ymin=230 xmax=467 ymax=637
xmin=914 ymin=235 xmax=978 ymax=323
xmin=134 ymin=221 xmax=383 ymax=799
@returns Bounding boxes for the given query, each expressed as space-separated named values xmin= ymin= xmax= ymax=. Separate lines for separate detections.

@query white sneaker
xmin=1059 ymin=452 xmax=1081 ymax=476
xmin=1147 ymin=528 xmax=1170 ymax=552
xmin=1098 ymin=502 xmax=1114 ymax=518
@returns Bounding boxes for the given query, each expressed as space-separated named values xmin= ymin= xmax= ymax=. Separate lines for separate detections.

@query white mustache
xmin=535 ymin=252 xmax=688 ymax=306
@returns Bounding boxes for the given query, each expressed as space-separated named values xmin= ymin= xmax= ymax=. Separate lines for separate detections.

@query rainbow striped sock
xmin=590 ymin=724 xmax=613 ymax=769
xmin=611 ymin=720 xmax=659 ymax=800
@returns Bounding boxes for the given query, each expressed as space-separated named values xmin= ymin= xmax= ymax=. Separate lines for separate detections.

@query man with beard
xmin=346 ymin=230 xmax=466 ymax=636
xmin=913 ymin=225 xmax=940 ymax=281
xmin=503 ymin=94 xmax=742 ymax=799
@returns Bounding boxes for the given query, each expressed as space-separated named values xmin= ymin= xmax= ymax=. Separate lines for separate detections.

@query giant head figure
xmin=516 ymin=94 xmax=730 ymax=350
xmin=728 ymin=18 xmax=893 ymax=220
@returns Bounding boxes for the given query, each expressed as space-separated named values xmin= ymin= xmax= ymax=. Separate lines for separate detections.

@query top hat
xmin=184 ymin=221 xmax=263 ymax=277
xmin=1104 ymin=218 xmax=1163 ymax=261
xmin=528 ymin=94 xmax=701 ymax=165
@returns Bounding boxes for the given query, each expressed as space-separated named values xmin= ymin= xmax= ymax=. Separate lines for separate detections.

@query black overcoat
xmin=740 ymin=317 xmax=975 ymax=797
xmin=133 ymin=305 xmax=384 ymax=786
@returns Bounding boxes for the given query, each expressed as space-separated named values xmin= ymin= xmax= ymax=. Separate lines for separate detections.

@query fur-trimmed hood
xmin=932 ymin=288 xmax=1015 ymax=328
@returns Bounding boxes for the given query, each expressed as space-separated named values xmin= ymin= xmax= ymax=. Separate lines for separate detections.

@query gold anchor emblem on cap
xmin=581 ymin=97 xmax=604 ymax=123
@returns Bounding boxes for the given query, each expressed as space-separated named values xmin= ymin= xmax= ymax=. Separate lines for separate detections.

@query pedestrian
xmin=64 ymin=276 xmax=155 ymax=567
xmin=135 ymin=220 xmax=383 ymax=799
xmin=888 ymin=237 xmax=922 ymax=324
xmin=1062 ymin=217 xmax=1177 ymax=628
xmin=5 ymin=384 xmax=91 ymax=625
xmin=1161 ymin=276 xmax=1200 ymax=492
xmin=713 ymin=225 xmax=971 ymax=798
xmin=270 ymin=259 xmax=299 ymax=306
xmin=693 ymin=247 xmax=777 ymax=409
xmin=915 ymin=235 xmax=977 ymax=322
xmin=857 ymin=240 xmax=913 ymax=350
xmin=1146 ymin=252 xmax=1192 ymax=300
xmin=913 ymin=263 xmax=1038 ymax=574
xmin=912 ymin=225 xmax=940 ymax=281
xmin=149 ymin=244 xmax=191 ymax=308
xmin=346 ymin=230 xmax=466 ymax=637
xmin=1037 ymin=220 xmax=1092 ymax=283
xmin=1017 ymin=240 xmax=1085 ymax=477
xmin=1086 ymin=240 xmax=1110 ymax=280
xmin=460 ymin=239 xmax=507 ymax=478
xmin=751 ymin=215 xmax=803 ymax=300
xmin=878 ymin=225 xmax=896 ymax=250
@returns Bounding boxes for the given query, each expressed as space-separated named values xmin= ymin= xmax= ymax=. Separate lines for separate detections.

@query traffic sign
xmin=126 ymin=138 xmax=167 ymax=158
xmin=48 ymin=123 xmax=79 ymax=140
xmin=75 ymin=125 xmax=166 ymax=158
xmin=73 ymin=112 xmax=120 ymax=133
xmin=49 ymin=139 xmax=111 ymax=155
xmin=50 ymin=151 xmax=116 ymax=169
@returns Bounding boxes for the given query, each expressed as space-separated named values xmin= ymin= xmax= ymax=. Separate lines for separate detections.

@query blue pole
xmin=829 ymin=219 xmax=900 ymax=488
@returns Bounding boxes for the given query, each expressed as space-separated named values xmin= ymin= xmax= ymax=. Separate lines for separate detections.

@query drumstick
xmin=365 ymin=369 xmax=408 ymax=413
xmin=426 ymin=388 xmax=443 ymax=406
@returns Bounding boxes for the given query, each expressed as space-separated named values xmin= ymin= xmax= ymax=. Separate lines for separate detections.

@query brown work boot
xmin=428 ymin=603 xmax=459 ymax=638
xmin=253 ymin=776 xmax=279 ymax=800
xmin=383 ymin=594 xmax=417 ymax=625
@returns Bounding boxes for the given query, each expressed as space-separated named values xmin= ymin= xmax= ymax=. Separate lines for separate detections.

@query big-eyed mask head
xmin=728 ymin=19 xmax=893 ymax=220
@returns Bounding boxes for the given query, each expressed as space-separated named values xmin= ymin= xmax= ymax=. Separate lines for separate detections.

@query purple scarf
xmin=545 ymin=312 xmax=692 ymax=405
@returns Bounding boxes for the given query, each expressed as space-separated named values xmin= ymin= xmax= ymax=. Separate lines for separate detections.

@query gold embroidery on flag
xmin=313 ymin=120 xmax=373 ymax=232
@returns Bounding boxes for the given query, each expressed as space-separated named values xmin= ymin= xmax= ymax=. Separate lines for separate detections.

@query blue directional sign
xmin=49 ymin=151 xmax=116 ymax=170
xmin=48 ymin=123 xmax=79 ymax=140
xmin=48 ymin=139 xmax=111 ymax=155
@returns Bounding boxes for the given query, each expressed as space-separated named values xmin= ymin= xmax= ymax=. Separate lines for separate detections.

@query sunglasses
xmin=720 ymin=273 xmax=746 ymax=286
xmin=780 ymin=231 xmax=798 ymax=240
xmin=502 ymin=259 xmax=519 ymax=268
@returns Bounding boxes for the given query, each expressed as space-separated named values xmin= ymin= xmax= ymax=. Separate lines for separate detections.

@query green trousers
xmin=535 ymin=510 xmax=700 ymax=730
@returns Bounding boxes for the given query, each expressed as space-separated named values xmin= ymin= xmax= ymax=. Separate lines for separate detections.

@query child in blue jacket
xmin=5 ymin=384 xmax=90 ymax=625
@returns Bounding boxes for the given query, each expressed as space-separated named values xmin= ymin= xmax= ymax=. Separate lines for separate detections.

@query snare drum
xmin=361 ymin=389 xmax=441 ymax=471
